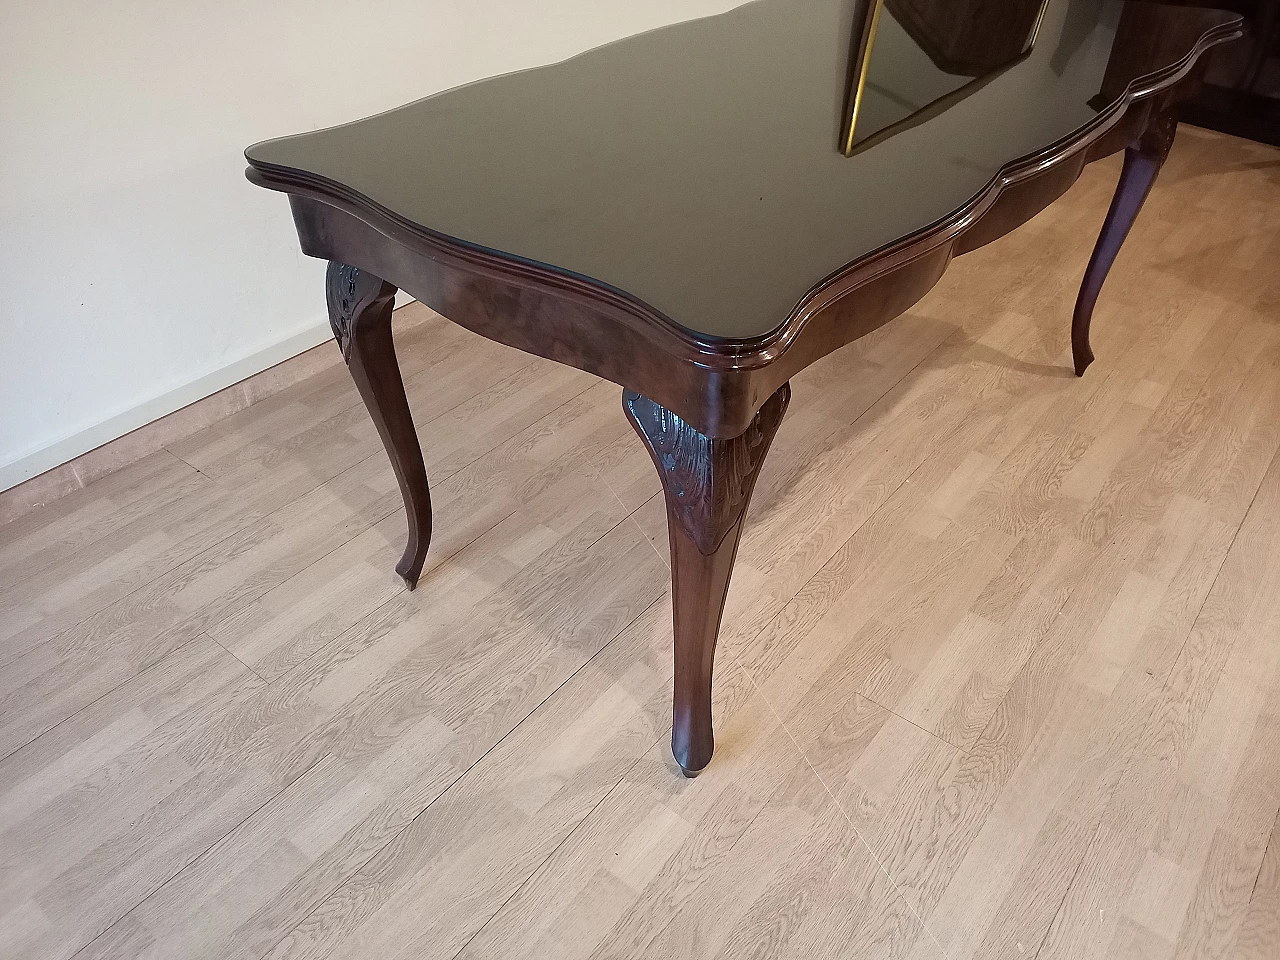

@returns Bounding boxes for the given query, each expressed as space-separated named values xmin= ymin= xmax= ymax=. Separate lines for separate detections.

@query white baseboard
xmin=0 ymin=321 xmax=333 ymax=493
xmin=1 ymin=293 xmax=417 ymax=495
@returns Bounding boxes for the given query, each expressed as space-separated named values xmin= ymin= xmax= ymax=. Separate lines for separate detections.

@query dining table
xmin=246 ymin=0 xmax=1242 ymax=776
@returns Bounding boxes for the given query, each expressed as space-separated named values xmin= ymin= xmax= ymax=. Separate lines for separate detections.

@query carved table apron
xmin=246 ymin=0 xmax=1241 ymax=776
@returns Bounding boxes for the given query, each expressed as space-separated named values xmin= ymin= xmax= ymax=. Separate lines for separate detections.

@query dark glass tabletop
xmin=246 ymin=0 xmax=1235 ymax=341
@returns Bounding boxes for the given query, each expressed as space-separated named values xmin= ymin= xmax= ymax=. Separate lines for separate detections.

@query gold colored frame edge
xmin=1027 ymin=0 xmax=1051 ymax=48
xmin=841 ymin=0 xmax=884 ymax=156
xmin=842 ymin=0 xmax=1053 ymax=157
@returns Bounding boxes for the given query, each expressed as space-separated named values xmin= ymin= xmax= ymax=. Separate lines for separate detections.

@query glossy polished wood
xmin=243 ymin=1 xmax=1243 ymax=342
xmin=1073 ymin=109 xmax=1179 ymax=375
xmin=249 ymin=3 xmax=1241 ymax=438
xmin=324 ymin=263 xmax=431 ymax=587
xmin=625 ymin=384 xmax=791 ymax=775
xmin=246 ymin=1 xmax=1242 ymax=775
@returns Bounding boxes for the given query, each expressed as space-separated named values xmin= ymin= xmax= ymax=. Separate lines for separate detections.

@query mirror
xmin=842 ymin=0 xmax=1053 ymax=154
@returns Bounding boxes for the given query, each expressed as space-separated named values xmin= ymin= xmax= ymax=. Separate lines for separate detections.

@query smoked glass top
xmin=247 ymin=0 xmax=1234 ymax=341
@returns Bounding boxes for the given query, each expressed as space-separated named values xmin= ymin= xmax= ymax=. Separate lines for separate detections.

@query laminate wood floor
xmin=3 ymin=127 xmax=1279 ymax=960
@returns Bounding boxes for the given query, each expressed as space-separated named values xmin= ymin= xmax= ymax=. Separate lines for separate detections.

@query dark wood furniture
xmin=246 ymin=0 xmax=1241 ymax=777
xmin=1169 ymin=0 xmax=1280 ymax=146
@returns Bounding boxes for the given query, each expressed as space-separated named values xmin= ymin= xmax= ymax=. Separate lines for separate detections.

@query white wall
xmin=0 ymin=0 xmax=741 ymax=491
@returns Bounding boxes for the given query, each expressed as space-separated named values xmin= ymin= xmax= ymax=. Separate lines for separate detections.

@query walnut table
xmin=246 ymin=0 xmax=1241 ymax=776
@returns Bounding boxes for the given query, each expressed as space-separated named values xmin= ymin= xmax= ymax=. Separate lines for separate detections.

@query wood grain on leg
xmin=1072 ymin=110 xmax=1178 ymax=377
xmin=326 ymin=261 xmax=431 ymax=588
xmin=625 ymin=383 xmax=790 ymax=776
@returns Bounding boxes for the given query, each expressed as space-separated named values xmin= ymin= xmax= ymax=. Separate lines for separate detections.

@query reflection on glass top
xmin=844 ymin=0 xmax=1052 ymax=153
xmin=247 ymin=0 xmax=1234 ymax=341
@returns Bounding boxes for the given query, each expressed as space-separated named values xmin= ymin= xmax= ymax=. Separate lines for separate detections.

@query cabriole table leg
xmin=624 ymin=383 xmax=790 ymax=776
xmin=325 ymin=262 xmax=432 ymax=588
xmin=1072 ymin=109 xmax=1178 ymax=377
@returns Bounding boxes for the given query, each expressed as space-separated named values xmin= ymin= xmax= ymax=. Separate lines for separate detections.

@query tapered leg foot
xmin=624 ymin=384 xmax=790 ymax=777
xmin=1073 ymin=340 xmax=1095 ymax=378
xmin=326 ymin=262 xmax=432 ymax=588
xmin=1072 ymin=110 xmax=1177 ymax=377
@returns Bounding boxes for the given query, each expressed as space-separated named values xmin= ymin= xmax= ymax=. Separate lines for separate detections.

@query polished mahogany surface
xmin=246 ymin=0 xmax=1235 ymax=341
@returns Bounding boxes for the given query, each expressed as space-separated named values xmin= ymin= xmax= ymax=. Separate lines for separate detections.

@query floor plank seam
xmin=447 ymin=773 xmax=634 ymax=960
xmin=867 ymin=696 xmax=975 ymax=757
xmin=162 ymin=446 xmax=209 ymax=480
xmin=4 ymin=366 xmax=597 ymax=733
xmin=266 ymin=503 xmax=522 ymax=687
xmin=727 ymin=644 xmax=957 ymax=960
xmin=1152 ymin=441 xmax=1279 ymax=697
xmin=0 ymin=465 xmax=368 ymax=671
xmin=200 ymin=498 xmax=406 ymax=643
xmin=0 ymin=632 xmax=217 ymax=765
xmin=0 ymin=495 xmax=404 ymax=760
xmin=584 ymin=501 xmax=644 ymax=552
xmin=10 ymin=393 xmax=634 ymax=954
xmin=830 ymin=323 xmax=963 ymax=439
xmin=1028 ymin=836 xmax=1091 ymax=960
xmin=591 ymin=460 xmax=667 ymax=569
xmin=206 ymin=631 xmax=269 ymax=684
xmin=1020 ymin=435 xmax=1280 ymax=960
xmin=1244 ymin=820 xmax=1275 ymax=905
xmin=70 ymin=751 xmax=336 ymax=960
xmin=7 ymin=360 xmax=596 ymax=670
xmin=256 ymin=594 xmax=667 ymax=960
